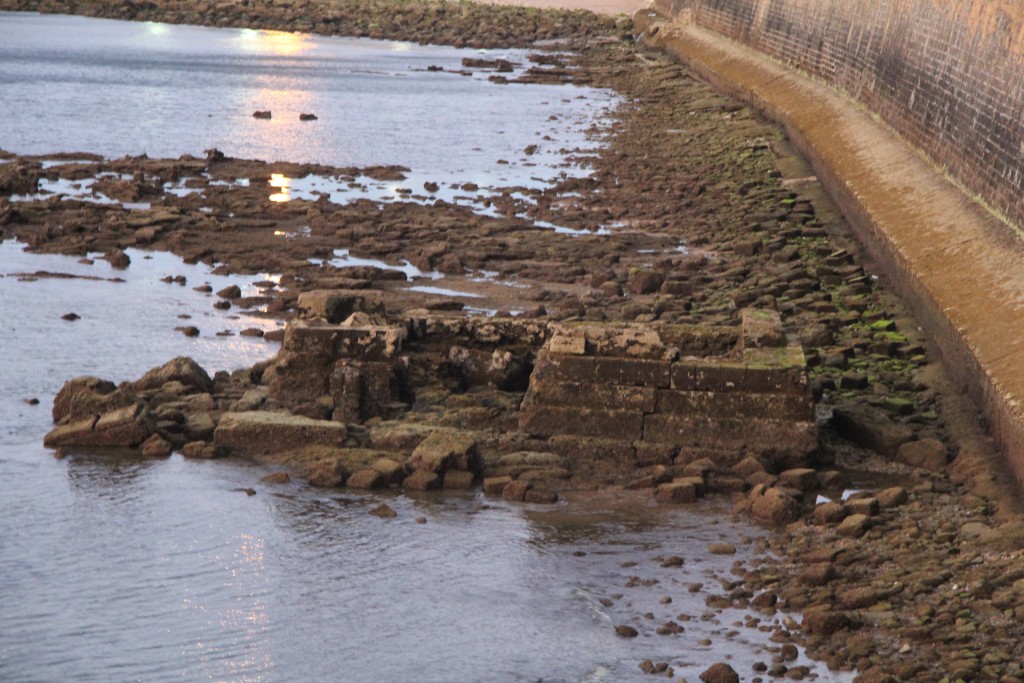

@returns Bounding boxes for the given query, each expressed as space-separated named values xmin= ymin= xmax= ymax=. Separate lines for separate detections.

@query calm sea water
xmin=0 ymin=13 xmax=853 ymax=683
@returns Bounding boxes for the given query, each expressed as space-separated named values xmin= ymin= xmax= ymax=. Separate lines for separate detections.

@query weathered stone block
xmin=483 ymin=475 xmax=514 ymax=494
xmin=296 ymin=289 xmax=384 ymax=323
xmin=443 ymin=469 xmax=476 ymax=489
xmin=519 ymin=405 xmax=644 ymax=441
xmin=522 ymin=380 xmax=657 ymax=412
xmin=448 ymin=345 xmax=532 ymax=391
xmin=408 ymin=430 xmax=479 ymax=474
xmin=656 ymin=481 xmax=697 ymax=503
xmin=44 ymin=403 xmax=155 ymax=449
xmin=739 ymin=308 xmax=784 ymax=349
xmin=642 ymin=414 xmax=817 ymax=468
xmin=130 ymin=356 xmax=213 ymax=394
xmin=403 ymin=470 xmax=441 ymax=491
xmin=654 ymin=389 xmax=813 ymax=421
xmin=502 ymin=480 xmax=532 ymax=501
xmin=347 ymin=468 xmax=387 ymax=490
xmin=213 ymin=411 xmax=347 ymax=456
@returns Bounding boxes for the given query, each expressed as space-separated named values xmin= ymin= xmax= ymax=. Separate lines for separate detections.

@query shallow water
xmin=1 ymin=12 xmax=853 ymax=683
xmin=0 ymin=11 xmax=615 ymax=187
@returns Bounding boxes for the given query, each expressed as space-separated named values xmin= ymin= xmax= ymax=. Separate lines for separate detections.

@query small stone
xmin=483 ymin=475 xmax=513 ymax=494
xmin=140 ymin=433 xmax=173 ymax=458
xmin=368 ymin=503 xmax=397 ymax=518
xmin=403 ymin=470 xmax=441 ymax=491
xmin=61 ymin=312 xmax=80 ymax=321
xmin=700 ymin=662 xmax=740 ymax=683
xmin=260 ymin=471 xmax=291 ymax=484
xmin=347 ymin=468 xmax=387 ymax=490
xmin=216 ymin=284 xmax=242 ymax=300
xmin=836 ymin=513 xmax=871 ymax=538
xmin=502 ymin=480 xmax=532 ymax=501
xmin=898 ymin=438 xmax=948 ymax=471
xmin=708 ymin=543 xmax=736 ymax=555
xmin=179 ymin=326 xmax=200 ymax=337
xmin=615 ymin=624 xmax=638 ymax=638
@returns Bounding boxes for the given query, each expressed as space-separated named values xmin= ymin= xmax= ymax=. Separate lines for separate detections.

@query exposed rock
xmin=261 ymin=471 xmax=291 ymax=484
xmin=802 ymin=610 xmax=850 ymax=635
xmin=615 ymin=624 xmax=638 ymax=638
xmin=502 ymin=480 xmax=532 ymax=501
xmin=140 ymin=433 xmax=173 ymax=458
xmin=347 ymin=468 xmax=387 ymax=490
xmin=836 ymin=513 xmax=871 ymax=538
xmin=130 ymin=357 xmax=213 ymax=394
xmin=442 ymin=469 xmax=475 ymax=489
xmin=402 ymin=470 xmax=441 ymax=491
xmin=897 ymin=438 xmax=948 ymax=471
xmin=749 ymin=486 xmax=799 ymax=525
xmin=408 ymin=429 xmax=479 ymax=474
xmin=699 ymin=662 xmax=739 ymax=683
xmin=104 ymin=248 xmax=130 ymax=269
xmin=368 ymin=503 xmax=397 ymax=518
xmin=214 ymin=411 xmax=347 ymax=456
xmin=44 ymin=403 xmax=155 ymax=448
xmin=52 ymin=375 xmax=123 ymax=424
xmin=831 ymin=404 xmax=914 ymax=456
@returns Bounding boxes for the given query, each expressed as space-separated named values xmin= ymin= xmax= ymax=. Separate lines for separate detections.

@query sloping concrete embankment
xmin=637 ymin=9 xmax=1024 ymax=489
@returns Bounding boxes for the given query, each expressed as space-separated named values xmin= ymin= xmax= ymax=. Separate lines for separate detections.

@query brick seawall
xmin=654 ymin=0 xmax=1024 ymax=231
xmin=638 ymin=7 xmax=1024 ymax=489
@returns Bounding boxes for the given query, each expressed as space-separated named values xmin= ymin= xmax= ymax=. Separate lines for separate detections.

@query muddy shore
xmin=4 ymin=2 xmax=1024 ymax=681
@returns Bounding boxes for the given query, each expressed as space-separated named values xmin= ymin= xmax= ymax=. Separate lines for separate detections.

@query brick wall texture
xmin=658 ymin=0 xmax=1024 ymax=229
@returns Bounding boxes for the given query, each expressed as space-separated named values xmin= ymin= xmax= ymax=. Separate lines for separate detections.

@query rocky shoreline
xmin=4 ymin=3 xmax=1024 ymax=681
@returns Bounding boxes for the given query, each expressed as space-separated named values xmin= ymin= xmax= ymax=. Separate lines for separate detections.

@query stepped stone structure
xmin=519 ymin=310 xmax=816 ymax=469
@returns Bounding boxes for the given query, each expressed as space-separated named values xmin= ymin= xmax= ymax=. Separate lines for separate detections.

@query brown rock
xmin=846 ymin=497 xmax=880 ymax=516
xmin=813 ymin=501 xmax=848 ymax=524
xmin=749 ymin=487 xmax=799 ymax=524
xmin=307 ymin=459 xmax=347 ymax=487
xmin=216 ymin=284 xmax=242 ymax=299
xmin=368 ymin=503 xmax=397 ymax=518
xmin=778 ymin=467 xmax=817 ymax=490
xmin=483 ymin=476 xmax=513 ymax=494
xmin=131 ymin=357 xmax=213 ymax=394
xmin=876 ymin=486 xmax=908 ymax=508
xmin=802 ymin=610 xmax=850 ymax=635
xmin=403 ymin=470 xmax=441 ymax=491
xmin=105 ymin=248 xmax=130 ymax=269
xmin=443 ymin=469 xmax=476 ymax=489
xmin=371 ymin=457 xmax=406 ymax=485
xmin=140 ymin=433 xmax=173 ymax=458
xmin=213 ymin=411 xmax=347 ymax=457
xmin=656 ymin=481 xmax=697 ymax=504
xmin=43 ymin=403 xmax=155 ymax=449
xmin=614 ymin=624 xmax=638 ymax=638
xmin=347 ymin=468 xmax=387 ymax=490
xmin=836 ymin=513 xmax=871 ymax=538
xmin=699 ymin=662 xmax=740 ymax=683
xmin=524 ymin=489 xmax=559 ymax=504
xmin=408 ymin=429 xmax=479 ymax=474
xmin=260 ymin=471 xmax=291 ymax=484
xmin=832 ymin=404 xmax=914 ymax=456
xmin=799 ymin=562 xmax=837 ymax=586
xmin=182 ymin=440 xmax=218 ymax=459
xmin=502 ymin=480 xmax=533 ymax=501
xmin=898 ymin=438 xmax=948 ymax=471
xmin=627 ymin=268 xmax=664 ymax=295
xmin=52 ymin=375 xmax=124 ymax=424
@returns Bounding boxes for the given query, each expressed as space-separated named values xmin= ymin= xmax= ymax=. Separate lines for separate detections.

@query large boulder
xmin=130 ymin=357 xmax=213 ymax=394
xmin=213 ymin=411 xmax=348 ymax=456
xmin=52 ymin=375 xmax=131 ymax=424
xmin=44 ymin=403 xmax=156 ymax=448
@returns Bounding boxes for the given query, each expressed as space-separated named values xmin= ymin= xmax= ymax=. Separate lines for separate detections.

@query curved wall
xmin=656 ymin=0 xmax=1024 ymax=231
